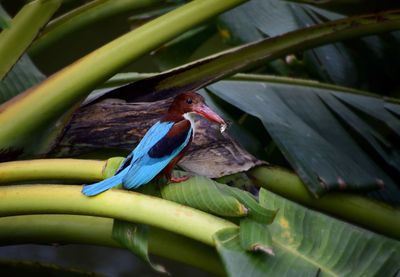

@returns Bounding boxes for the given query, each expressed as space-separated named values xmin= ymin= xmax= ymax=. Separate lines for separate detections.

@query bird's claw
xmin=170 ymin=175 xmax=190 ymax=183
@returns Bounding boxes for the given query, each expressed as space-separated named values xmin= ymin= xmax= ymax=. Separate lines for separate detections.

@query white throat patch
xmin=183 ymin=112 xmax=196 ymax=134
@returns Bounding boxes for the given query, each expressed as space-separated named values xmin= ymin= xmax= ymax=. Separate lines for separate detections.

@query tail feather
xmin=82 ymin=174 xmax=123 ymax=196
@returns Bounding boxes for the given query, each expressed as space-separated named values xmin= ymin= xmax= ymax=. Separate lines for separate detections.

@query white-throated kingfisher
xmin=82 ymin=91 xmax=226 ymax=196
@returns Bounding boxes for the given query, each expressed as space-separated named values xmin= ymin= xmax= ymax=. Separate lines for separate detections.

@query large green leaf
xmin=218 ymin=0 xmax=300 ymax=40
xmin=97 ymin=9 xmax=400 ymax=103
xmin=214 ymin=227 xmax=271 ymax=277
xmin=214 ymin=189 xmax=400 ymax=277
xmin=161 ymin=174 xmax=277 ymax=222
xmin=239 ymin=218 xmax=273 ymax=255
xmin=161 ymin=175 xmax=248 ymax=217
xmin=208 ymin=80 xmax=400 ymax=202
xmin=218 ymin=1 xmax=400 ymax=92
xmin=292 ymin=6 xmax=360 ymax=87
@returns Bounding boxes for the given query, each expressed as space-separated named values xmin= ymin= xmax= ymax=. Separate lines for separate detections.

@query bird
xmin=82 ymin=91 xmax=226 ymax=196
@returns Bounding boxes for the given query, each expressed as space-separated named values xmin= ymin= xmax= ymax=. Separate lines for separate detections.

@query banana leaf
xmin=218 ymin=0 xmax=400 ymax=92
xmin=214 ymin=189 xmax=400 ymax=277
xmin=208 ymin=80 xmax=400 ymax=203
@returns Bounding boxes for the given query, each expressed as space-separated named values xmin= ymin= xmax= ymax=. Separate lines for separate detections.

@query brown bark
xmin=52 ymin=97 xmax=264 ymax=178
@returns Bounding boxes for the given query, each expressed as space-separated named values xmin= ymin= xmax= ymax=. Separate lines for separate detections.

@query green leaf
xmin=111 ymin=220 xmax=168 ymax=274
xmin=218 ymin=2 xmax=400 ymax=91
xmin=250 ymin=166 xmax=400 ymax=240
xmin=215 ymin=190 xmax=400 ymax=277
xmin=259 ymin=189 xmax=400 ymax=276
xmin=161 ymin=175 xmax=248 ymax=217
xmin=218 ymin=0 xmax=300 ymax=41
xmin=103 ymin=157 xmax=124 ymax=178
xmin=0 ymin=54 xmax=46 ymax=104
xmin=239 ymin=218 xmax=273 ymax=256
xmin=214 ymin=227 xmax=271 ymax=277
xmin=209 ymin=80 xmax=400 ymax=203
xmin=0 ymin=0 xmax=62 ymax=79
xmin=161 ymin=173 xmax=277 ymax=222
xmin=218 ymin=184 xmax=277 ymax=224
xmin=100 ymin=9 xmax=400 ymax=102
xmin=292 ymin=6 xmax=360 ymax=87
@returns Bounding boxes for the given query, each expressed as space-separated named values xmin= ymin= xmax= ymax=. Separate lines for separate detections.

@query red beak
xmin=194 ymin=104 xmax=226 ymax=125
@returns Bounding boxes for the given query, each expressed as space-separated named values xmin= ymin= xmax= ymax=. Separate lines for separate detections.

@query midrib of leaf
xmin=272 ymin=238 xmax=338 ymax=277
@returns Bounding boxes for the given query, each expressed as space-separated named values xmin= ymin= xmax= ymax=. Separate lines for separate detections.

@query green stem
xmin=249 ymin=166 xmax=400 ymax=239
xmin=0 ymin=159 xmax=105 ymax=183
xmin=0 ymin=0 xmax=62 ymax=79
xmin=0 ymin=0 xmax=247 ymax=149
xmin=102 ymin=72 xmax=371 ymax=96
xmin=0 ymin=214 xmax=224 ymax=275
xmin=141 ymin=10 xmax=400 ymax=97
xmin=231 ymin=74 xmax=400 ymax=104
xmin=103 ymin=72 xmax=158 ymax=87
xmin=230 ymin=74 xmax=373 ymax=97
xmin=28 ymin=0 xmax=165 ymax=56
xmin=0 ymin=185 xmax=237 ymax=245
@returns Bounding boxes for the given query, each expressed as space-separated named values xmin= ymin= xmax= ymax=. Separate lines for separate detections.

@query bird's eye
xmin=186 ymin=98 xmax=193 ymax=104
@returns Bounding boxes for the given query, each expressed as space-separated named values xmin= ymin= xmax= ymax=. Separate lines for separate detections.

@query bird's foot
xmin=170 ymin=175 xmax=190 ymax=183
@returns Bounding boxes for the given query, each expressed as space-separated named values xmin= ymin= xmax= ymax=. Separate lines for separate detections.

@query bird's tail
xmin=82 ymin=173 xmax=123 ymax=196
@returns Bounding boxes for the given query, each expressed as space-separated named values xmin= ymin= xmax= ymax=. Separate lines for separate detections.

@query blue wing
xmin=131 ymin=121 xmax=175 ymax=158
xmin=82 ymin=121 xmax=174 ymax=196
xmin=115 ymin=121 xmax=174 ymax=175
xmin=123 ymin=122 xmax=192 ymax=189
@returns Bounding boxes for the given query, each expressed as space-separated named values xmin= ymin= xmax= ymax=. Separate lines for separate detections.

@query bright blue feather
xmin=81 ymin=167 xmax=128 ymax=196
xmin=82 ymin=121 xmax=191 ymax=196
xmin=123 ymin=127 xmax=192 ymax=189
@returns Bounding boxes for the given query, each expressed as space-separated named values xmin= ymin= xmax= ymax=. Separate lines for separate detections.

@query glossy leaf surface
xmin=214 ymin=189 xmax=400 ymax=277
xmin=209 ymin=80 xmax=400 ymax=202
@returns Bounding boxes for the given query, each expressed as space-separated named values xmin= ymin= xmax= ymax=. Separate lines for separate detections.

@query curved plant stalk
xmin=0 ymin=157 xmax=123 ymax=184
xmin=229 ymin=74 xmax=398 ymax=104
xmin=0 ymin=214 xmax=224 ymax=275
xmin=0 ymin=185 xmax=237 ymax=245
xmin=0 ymin=159 xmax=107 ymax=183
xmin=103 ymin=72 xmax=158 ymax=87
xmin=108 ymin=9 xmax=400 ymax=102
xmin=0 ymin=0 xmax=61 ymax=79
xmin=28 ymin=0 xmax=166 ymax=56
xmin=250 ymin=166 xmax=400 ymax=239
xmin=103 ymin=72 xmax=372 ymax=96
xmin=0 ymin=0 xmax=247 ymax=150
xmin=230 ymin=74 xmax=373 ymax=97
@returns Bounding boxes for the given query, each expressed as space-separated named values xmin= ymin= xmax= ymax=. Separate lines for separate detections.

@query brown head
xmin=168 ymin=91 xmax=226 ymax=126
